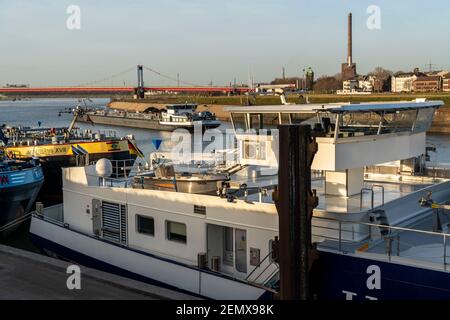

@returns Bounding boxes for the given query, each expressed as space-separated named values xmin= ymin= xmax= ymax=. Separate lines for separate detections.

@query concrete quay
xmin=0 ymin=244 xmax=198 ymax=300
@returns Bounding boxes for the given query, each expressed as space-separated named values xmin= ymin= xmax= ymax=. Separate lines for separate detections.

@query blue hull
xmin=314 ymin=251 xmax=450 ymax=300
xmin=0 ymin=164 xmax=43 ymax=234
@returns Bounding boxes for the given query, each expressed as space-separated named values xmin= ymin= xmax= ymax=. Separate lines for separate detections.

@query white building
xmin=391 ymin=73 xmax=418 ymax=93
xmin=358 ymin=76 xmax=374 ymax=92
xmin=338 ymin=77 xmax=373 ymax=95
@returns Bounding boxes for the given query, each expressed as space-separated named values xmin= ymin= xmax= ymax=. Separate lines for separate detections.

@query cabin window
xmin=391 ymin=109 xmax=417 ymax=133
xmin=249 ymin=114 xmax=263 ymax=130
xmin=242 ymin=140 xmax=266 ymax=161
xmin=413 ymin=108 xmax=435 ymax=133
xmin=166 ymin=221 xmax=187 ymax=244
xmin=137 ymin=215 xmax=154 ymax=236
xmin=290 ymin=113 xmax=316 ymax=124
xmin=280 ymin=113 xmax=291 ymax=124
xmin=261 ymin=113 xmax=280 ymax=128
xmin=230 ymin=113 xmax=247 ymax=131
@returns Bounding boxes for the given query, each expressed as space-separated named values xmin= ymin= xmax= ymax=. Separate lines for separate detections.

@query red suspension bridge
xmin=0 ymin=65 xmax=252 ymax=95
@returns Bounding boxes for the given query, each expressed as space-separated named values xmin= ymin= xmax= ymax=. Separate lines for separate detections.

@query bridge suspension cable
xmin=142 ymin=65 xmax=201 ymax=87
xmin=76 ymin=66 xmax=136 ymax=87
xmin=74 ymin=65 xmax=203 ymax=87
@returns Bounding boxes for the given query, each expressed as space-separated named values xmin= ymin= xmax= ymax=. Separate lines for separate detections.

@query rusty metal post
xmin=273 ymin=124 xmax=318 ymax=300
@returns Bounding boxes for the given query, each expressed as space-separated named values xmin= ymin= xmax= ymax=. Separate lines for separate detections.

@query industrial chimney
xmin=341 ymin=12 xmax=357 ymax=80
xmin=347 ymin=13 xmax=352 ymax=66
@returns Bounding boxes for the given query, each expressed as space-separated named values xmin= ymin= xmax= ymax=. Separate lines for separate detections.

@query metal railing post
xmin=444 ymin=234 xmax=447 ymax=271
xmin=387 ymin=235 xmax=392 ymax=262
xmin=371 ymin=191 xmax=374 ymax=210
xmin=372 ymin=185 xmax=385 ymax=206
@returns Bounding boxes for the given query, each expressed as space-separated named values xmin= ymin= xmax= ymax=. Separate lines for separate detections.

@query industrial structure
xmin=305 ymin=67 xmax=315 ymax=91
xmin=341 ymin=13 xmax=357 ymax=81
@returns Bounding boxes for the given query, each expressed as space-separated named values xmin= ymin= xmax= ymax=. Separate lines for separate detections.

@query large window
xmin=166 ymin=221 xmax=187 ymax=244
xmin=137 ymin=215 xmax=154 ymax=237
xmin=413 ymin=108 xmax=435 ymax=133
xmin=230 ymin=113 xmax=247 ymax=131
xmin=291 ymin=113 xmax=316 ymax=124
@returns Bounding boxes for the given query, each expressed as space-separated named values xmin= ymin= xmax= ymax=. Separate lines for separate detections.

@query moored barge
xmin=78 ymin=103 xmax=221 ymax=132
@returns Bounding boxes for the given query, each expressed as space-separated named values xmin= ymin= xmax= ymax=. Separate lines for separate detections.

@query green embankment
xmin=110 ymin=93 xmax=450 ymax=133
xmin=114 ymin=93 xmax=450 ymax=107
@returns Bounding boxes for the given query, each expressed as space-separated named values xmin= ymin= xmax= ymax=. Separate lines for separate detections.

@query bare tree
xmin=314 ymin=74 xmax=342 ymax=93
xmin=369 ymin=67 xmax=393 ymax=81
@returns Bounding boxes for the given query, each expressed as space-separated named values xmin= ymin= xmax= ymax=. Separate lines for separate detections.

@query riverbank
xmin=0 ymin=244 xmax=197 ymax=299
xmin=109 ymin=93 xmax=450 ymax=133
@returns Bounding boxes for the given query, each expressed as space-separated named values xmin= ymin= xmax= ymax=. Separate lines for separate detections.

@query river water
xmin=1 ymin=98 xmax=450 ymax=249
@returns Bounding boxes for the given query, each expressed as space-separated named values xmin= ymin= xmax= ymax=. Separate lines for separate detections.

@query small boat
xmin=78 ymin=103 xmax=221 ymax=132
xmin=0 ymin=157 xmax=43 ymax=236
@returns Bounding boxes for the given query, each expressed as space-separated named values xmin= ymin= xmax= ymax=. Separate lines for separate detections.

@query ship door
xmin=92 ymin=199 xmax=102 ymax=237
xmin=207 ymin=224 xmax=247 ymax=275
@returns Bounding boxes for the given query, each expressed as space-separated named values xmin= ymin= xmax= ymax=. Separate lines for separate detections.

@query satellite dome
xmin=95 ymin=158 xmax=113 ymax=177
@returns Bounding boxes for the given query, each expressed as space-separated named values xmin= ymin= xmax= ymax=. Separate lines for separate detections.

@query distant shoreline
xmin=3 ymin=93 xmax=450 ymax=134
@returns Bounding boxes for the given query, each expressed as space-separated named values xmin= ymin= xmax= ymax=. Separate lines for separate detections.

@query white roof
xmin=224 ymin=100 xmax=444 ymax=114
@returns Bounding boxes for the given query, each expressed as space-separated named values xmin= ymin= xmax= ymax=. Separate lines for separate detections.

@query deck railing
xmin=86 ymin=158 xmax=138 ymax=187
xmin=313 ymin=214 xmax=450 ymax=271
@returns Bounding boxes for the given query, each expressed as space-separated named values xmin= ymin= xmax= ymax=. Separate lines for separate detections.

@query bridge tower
xmin=135 ymin=65 xmax=145 ymax=99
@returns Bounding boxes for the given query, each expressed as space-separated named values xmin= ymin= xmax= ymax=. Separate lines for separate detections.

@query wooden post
xmin=273 ymin=124 xmax=318 ymax=300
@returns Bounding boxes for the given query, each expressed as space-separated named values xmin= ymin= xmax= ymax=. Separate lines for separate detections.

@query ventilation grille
xmin=120 ymin=204 xmax=127 ymax=244
xmin=102 ymin=201 xmax=127 ymax=245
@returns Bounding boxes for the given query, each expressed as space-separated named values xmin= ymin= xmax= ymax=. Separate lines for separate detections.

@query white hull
xmin=30 ymin=216 xmax=268 ymax=300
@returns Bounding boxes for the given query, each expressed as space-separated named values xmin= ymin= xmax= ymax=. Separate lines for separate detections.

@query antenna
xmin=427 ymin=61 xmax=437 ymax=73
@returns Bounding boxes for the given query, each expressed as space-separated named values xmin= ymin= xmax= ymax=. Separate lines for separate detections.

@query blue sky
xmin=0 ymin=0 xmax=449 ymax=86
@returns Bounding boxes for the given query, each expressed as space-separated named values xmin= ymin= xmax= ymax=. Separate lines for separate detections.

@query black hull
xmin=34 ymin=151 xmax=135 ymax=206
xmin=79 ymin=114 xmax=220 ymax=132
xmin=0 ymin=180 xmax=43 ymax=235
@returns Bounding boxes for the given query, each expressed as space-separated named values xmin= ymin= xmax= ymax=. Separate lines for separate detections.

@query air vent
xmin=194 ymin=205 xmax=206 ymax=215
xmin=102 ymin=201 xmax=127 ymax=245
xmin=120 ymin=204 xmax=128 ymax=245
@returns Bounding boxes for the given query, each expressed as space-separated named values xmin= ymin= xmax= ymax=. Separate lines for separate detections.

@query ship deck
xmin=230 ymin=173 xmax=438 ymax=214
xmin=317 ymin=212 xmax=450 ymax=272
